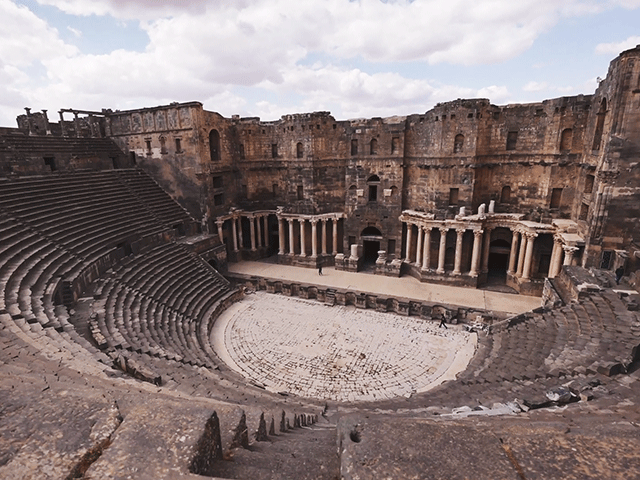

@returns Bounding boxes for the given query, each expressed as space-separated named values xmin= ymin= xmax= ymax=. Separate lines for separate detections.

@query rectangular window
xmin=272 ymin=183 xmax=278 ymax=197
xmin=239 ymin=143 xmax=245 ymax=159
xmin=368 ymin=185 xmax=377 ymax=202
xmin=579 ymin=203 xmax=589 ymax=220
xmin=213 ymin=193 xmax=224 ymax=206
xmin=506 ymin=131 xmax=518 ymax=151
xmin=212 ymin=176 xmax=223 ymax=189
xmin=271 ymin=143 xmax=278 ymax=158
xmin=387 ymin=239 xmax=396 ymax=256
xmin=43 ymin=156 xmax=56 ymax=171
xmin=241 ymin=184 xmax=248 ymax=197
xmin=297 ymin=185 xmax=304 ymax=200
xmin=351 ymin=139 xmax=358 ymax=156
xmin=600 ymin=250 xmax=613 ymax=269
xmin=550 ymin=188 xmax=563 ymax=209
xmin=145 ymin=139 xmax=152 ymax=154
xmin=175 ymin=138 xmax=182 ymax=153
xmin=449 ymin=188 xmax=459 ymax=206
xmin=391 ymin=136 xmax=400 ymax=154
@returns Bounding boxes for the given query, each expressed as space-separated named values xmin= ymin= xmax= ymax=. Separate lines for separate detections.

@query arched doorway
xmin=361 ymin=226 xmax=382 ymax=268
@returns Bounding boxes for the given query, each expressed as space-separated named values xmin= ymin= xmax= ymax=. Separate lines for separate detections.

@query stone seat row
xmin=115 ymin=170 xmax=192 ymax=226
xmin=454 ymin=292 xmax=640 ymax=393
xmin=0 ymin=170 xmax=192 ymax=237
xmin=89 ymin=243 xmax=234 ymax=368
xmin=113 ymin=243 xmax=229 ymax=318
xmin=0 ymin=218 xmax=108 ymax=358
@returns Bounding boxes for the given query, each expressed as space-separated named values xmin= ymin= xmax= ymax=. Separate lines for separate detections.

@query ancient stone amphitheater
xmin=1 ymin=48 xmax=640 ymax=479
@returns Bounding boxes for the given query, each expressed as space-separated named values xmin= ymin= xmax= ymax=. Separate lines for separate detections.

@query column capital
xmin=455 ymin=227 xmax=466 ymax=235
xmin=310 ymin=218 xmax=319 ymax=225
xmin=563 ymin=245 xmax=579 ymax=254
xmin=473 ymin=229 xmax=484 ymax=238
xmin=439 ymin=226 xmax=449 ymax=235
xmin=525 ymin=231 xmax=539 ymax=240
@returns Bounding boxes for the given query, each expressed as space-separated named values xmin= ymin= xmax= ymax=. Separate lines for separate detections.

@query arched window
xmin=453 ymin=134 xmax=464 ymax=153
xmin=560 ymin=128 xmax=572 ymax=152
xmin=367 ymin=174 xmax=380 ymax=202
xmin=370 ymin=138 xmax=377 ymax=155
xmin=500 ymin=186 xmax=511 ymax=203
xmin=209 ymin=129 xmax=220 ymax=161
xmin=592 ymin=99 xmax=607 ymax=151
xmin=296 ymin=142 xmax=303 ymax=158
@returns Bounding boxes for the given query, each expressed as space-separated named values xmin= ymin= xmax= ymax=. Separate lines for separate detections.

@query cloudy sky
xmin=1 ymin=0 xmax=639 ymax=127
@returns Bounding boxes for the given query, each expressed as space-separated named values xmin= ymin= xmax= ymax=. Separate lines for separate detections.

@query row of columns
xmin=507 ymin=230 xmax=537 ymax=280
xmin=404 ymin=223 xmax=571 ymax=281
xmin=217 ymin=214 xmax=271 ymax=253
xmin=404 ymin=225 xmax=485 ymax=277
xmin=278 ymin=217 xmax=339 ymax=258
xmin=548 ymin=236 xmax=579 ymax=278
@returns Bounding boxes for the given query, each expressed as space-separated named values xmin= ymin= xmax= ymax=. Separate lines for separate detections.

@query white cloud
xmin=523 ymin=81 xmax=549 ymax=92
xmin=595 ymin=35 xmax=640 ymax=55
xmin=0 ymin=0 xmax=76 ymax=67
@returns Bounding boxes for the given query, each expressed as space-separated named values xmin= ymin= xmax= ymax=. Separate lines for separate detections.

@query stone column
xmin=231 ymin=216 xmax=239 ymax=252
xmin=263 ymin=216 xmax=270 ymax=248
xmin=437 ymin=227 xmax=447 ymax=274
xmin=563 ymin=245 xmax=579 ymax=266
xmin=405 ymin=223 xmax=413 ymax=262
xmin=481 ymin=227 xmax=493 ymax=274
xmin=507 ymin=230 xmax=520 ymax=274
xmin=249 ymin=216 xmax=257 ymax=251
xmin=74 ymin=112 xmax=80 ymax=138
xmin=42 ymin=109 xmax=51 ymax=136
xmin=469 ymin=229 xmax=484 ymax=277
xmin=453 ymin=228 xmax=465 ymax=275
xmin=58 ymin=110 xmax=67 ymax=137
xmin=311 ymin=219 xmax=318 ymax=258
xmin=288 ymin=219 xmax=295 ymax=255
xmin=216 ymin=220 xmax=224 ymax=239
xmin=24 ymin=108 xmax=34 ymax=135
xmin=256 ymin=215 xmax=263 ymax=248
xmin=522 ymin=233 xmax=538 ymax=280
xmin=549 ymin=237 xmax=564 ymax=278
xmin=299 ymin=218 xmax=306 ymax=257
xmin=516 ymin=232 xmax=527 ymax=277
xmin=422 ymin=227 xmax=431 ymax=270
xmin=415 ymin=225 xmax=423 ymax=267
xmin=321 ymin=219 xmax=328 ymax=255
xmin=278 ymin=217 xmax=285 ymax=255
xmin=332 ymin=218 xmax=338 ymax=256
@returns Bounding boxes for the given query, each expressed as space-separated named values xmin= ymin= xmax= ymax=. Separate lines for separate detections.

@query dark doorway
xmin=487 ymin=239 xmax=510 ymax=283
xmin=361 ymin=226 xmax=382 ymax=270
xmin=363 ymin=240 xmax=380 ymax=267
